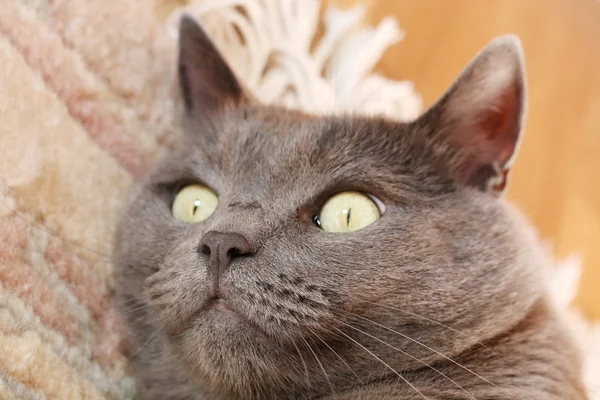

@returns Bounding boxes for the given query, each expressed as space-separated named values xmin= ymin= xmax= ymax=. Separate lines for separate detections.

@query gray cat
xmin=114 ymin=15 xmax=589 ymax=400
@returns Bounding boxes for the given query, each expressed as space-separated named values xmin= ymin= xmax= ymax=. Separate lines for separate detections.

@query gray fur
xmin=114 ymin=16 xmax=588 ymax=400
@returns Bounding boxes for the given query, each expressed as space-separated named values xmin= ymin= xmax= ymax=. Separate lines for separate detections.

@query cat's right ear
xmin=178 ymin=15 xmax=247 ymax=113
xmin=414 ymin=35 xmax=526 ymax=194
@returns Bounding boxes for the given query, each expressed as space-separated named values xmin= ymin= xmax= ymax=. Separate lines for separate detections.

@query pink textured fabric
xmin=0 ymin=1 xmax=159 ymax=397
xmin=0 ymin=217 xmax=28 ymax=263
xmin=0 ymin=261 xmax=80 ymax=344
xmin=45 ymin=239 xmax=109 ymax=319
xmin=92 ymin=308 xmax=128 ymax=369
xmin=0 ymin=2 xmax=150 ymax=177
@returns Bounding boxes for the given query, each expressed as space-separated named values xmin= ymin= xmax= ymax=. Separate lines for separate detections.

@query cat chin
xmin=197 ymin=301 xmax=269 ymax=339
xmin=171 ymin=304 xmax=275 ymax=354
xmin=172 ymin=312 xmax=297 ymax=396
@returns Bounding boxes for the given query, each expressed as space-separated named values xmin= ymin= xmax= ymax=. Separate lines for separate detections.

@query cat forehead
xmin=184 ymin=107 xmax=419 ymax=168
xmin=146 ymin=108 xmax=452 ymax=206
xmin=173 ymin=110 xmax=430 ymax=183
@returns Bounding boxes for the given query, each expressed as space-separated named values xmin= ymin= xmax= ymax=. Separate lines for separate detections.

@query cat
xmin=114 ymin=15 xmax=589 ymax=400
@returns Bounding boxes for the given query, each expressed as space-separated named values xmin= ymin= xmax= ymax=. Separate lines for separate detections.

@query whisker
xmin=130 ymin=333 xmax=156 ymax=358
xmin=326 ymin=328 xmax=382 ymax=382
xmin=291 ymin=340 xmax=310 ymax=386
xmin=125 ymin=314 xmax=153 ymax=328
xmin=119 ymin=296 xmax=142 ymax=307
xmin=128 ymin=264 xmax=159 ymax=274
xmin=332 ymin=327 xmax=430 ymax=400
xmin=0 ymin=196 xmax=118 ymax=262
xmin=326 ymin=62 xmax=337 ymax=117
xmin=336 ymin=307 xmax=507 ymax=395
xmin=300 ymin=336 xmax=335 ymax=397
xmin=306 ymin=326 xmax=363 ymax=384
xmin=354 ymin=81 xmax=389 ymax=113
xmin=120 ymin=303 xmax=150 ymax=316
xmin=362 ymin=301 xmax=503 ymax=361
xmin=333 ymin=317 xmax=475 ymax=400
xmin=19 ymin=246 xmax=116 ymax=283
xmin=20 ymin=246 xmax=116 ymax=265
xmin=364 ymin=301 xmax=465 ymax=335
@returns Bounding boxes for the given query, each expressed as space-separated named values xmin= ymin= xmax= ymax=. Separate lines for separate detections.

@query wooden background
xmin=327 ymin=0 xmax=600 ymax=320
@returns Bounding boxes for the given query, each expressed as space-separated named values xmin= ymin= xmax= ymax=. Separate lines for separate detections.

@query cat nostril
xmin=198 ymin=231 xmax=253 ymax=292
xmin=198 ymin=231 xmax=253 ymax=260
xmin=227 ymin=247 xmax=244 ymax=258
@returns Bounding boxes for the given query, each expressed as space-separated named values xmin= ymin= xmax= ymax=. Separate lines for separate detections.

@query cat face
xmin=115 ymin=16 xmax=544 ymax=398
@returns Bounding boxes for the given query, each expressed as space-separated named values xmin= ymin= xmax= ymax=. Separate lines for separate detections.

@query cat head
xmin=115 ymin=15 xmax=544 ymax=398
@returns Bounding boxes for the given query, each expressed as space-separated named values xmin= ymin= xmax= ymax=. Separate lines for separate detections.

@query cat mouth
xmin=201 ymin=295 xmax=268 ymax=338
xmin=207 ymin=295 xmax=237 ymax=314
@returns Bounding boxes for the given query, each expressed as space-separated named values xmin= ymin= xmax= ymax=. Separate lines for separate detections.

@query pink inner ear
xmin=449 ymin=74 xmax=523 ymax=190
xmin=414 ymin=36 xmax=525 ymax=192
xmin=483 ymin=80 xmax=521 ymax=164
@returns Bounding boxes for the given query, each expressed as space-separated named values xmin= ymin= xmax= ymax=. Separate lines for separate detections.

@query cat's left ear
xmin=418 ymin=35 xmax=526 ymax=194
xmin=178 ymin=15 xmax=248 ymax=113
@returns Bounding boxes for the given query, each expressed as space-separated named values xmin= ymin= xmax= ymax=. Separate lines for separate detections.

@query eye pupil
xmin=192 ymin=199 xmax=201 ymax=215
xmin=313 ymin=215 xmax=321 ymax=227
xmin=346 ymin=208 xmax=351 ymax=226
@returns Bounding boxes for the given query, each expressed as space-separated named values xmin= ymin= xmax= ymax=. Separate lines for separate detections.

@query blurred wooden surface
xmin=327 ymin=0 xmax=600 ymax=320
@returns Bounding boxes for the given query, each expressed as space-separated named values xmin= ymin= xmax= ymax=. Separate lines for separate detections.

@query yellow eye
xmin=317 ymin=191 xmax=382 ymax=233
xmin=171 ymin=184 xmax=218 ymax=223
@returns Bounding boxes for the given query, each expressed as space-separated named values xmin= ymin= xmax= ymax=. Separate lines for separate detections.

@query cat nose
xmin=199 ymin=231 xmax=252 ymax=291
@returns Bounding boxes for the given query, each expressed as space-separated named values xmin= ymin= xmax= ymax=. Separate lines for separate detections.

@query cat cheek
xmin=143 ymin=273 xmax=181 ymax=334
xmin=143 ymin=267 xmax=209 ymax=336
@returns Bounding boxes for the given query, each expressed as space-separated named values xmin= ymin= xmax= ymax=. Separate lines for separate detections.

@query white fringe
xmin=552 ymin=255 xmax=600 ymax=398
xmin=163 ymin=1 xmax=599 ymax=397
xmin=164 ymin=0 xmax=422 ymax=120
